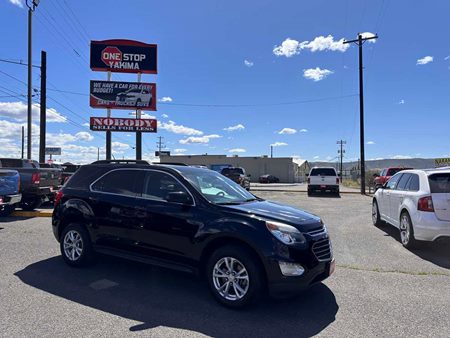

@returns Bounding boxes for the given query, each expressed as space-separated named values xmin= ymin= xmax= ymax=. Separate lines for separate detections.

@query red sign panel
xmin=90 ymin=80 xmax=156 ymax=111
xmin=90 ymin=39 xmax=157 ymax=74
xmin=90 ymin=117 xmax=157 ymax=133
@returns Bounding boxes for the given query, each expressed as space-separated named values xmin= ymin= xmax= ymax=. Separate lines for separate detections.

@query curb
xmin=11 ymin=210 xmax=53 ymax=217
xmin=251 ymin=189 xmax=372 ymax=195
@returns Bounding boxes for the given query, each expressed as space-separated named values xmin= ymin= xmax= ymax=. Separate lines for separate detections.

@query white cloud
xmin=128 ymin=112 xmax=156 ymax=119
xmin=162 ymin=114 xmax=169 ymax=118
xmin=273 ymin=38 xmax=301 ymax=57
xmin=416 ymin=56 xmax=433 ymax=65
xmin=244 ymin=59 xmax=254 ymax=67
xmin=9 ymin=0 xmax=23 ymax=8
xmin=229 ymin=148 xmax=246 ymax=153
xmin=223 ymin=124 xmax=245 ymax=132
xmin=0 ymin=101 xmax=67 ymax=123
xmin=273 ymin=35 xmax=350 ymax=57
xmin=174 ymin=148 xmax=187 ymax=153
xmin=367 ymin=141 xmax=375 ymax=145
xmin=391 ymin=155 xmax=412 ymax=160
xmin=313 ymin=156 xmax=320 ymax=160
xmin=271 ymin=142 xmax=288 ymax=147
xmin=278 ymin=128 xmax=297 ymax=135
xmin=75 ymin=131 xmax=94 ymax=142
xmin=159 ymin=97 xmax=173 ymax=102
xmin=160 ymin=120 xmax=203 ymax=136
xmin=300 ymin=128 xmax=308 ymax=132
xmin=179 ymin=134 xmax=221 ymax=144
xmin=398 ymin=99 xmax=405 ymax=105
xmin=444 ymin=56 xmax=450 ymax=61
xmin=303 ymin=68 xmax=334 ymax=81
xmin=82 ymin=122 xmax=90 ymax=127
xmin=359 ymin=32 xmax=377 ymax=42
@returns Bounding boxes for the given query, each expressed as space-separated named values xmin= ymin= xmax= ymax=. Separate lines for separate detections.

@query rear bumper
xmin=413 ymin=212 xmax=450 ymax=241
xmin=0 ymin=194 xmax=22 ymax=206
xmin=308 ymin=185 xmax=339 ymax=192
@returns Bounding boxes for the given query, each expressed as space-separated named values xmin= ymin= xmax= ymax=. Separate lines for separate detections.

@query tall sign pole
xmin=39 ymin=51 xmax=47 ymax=163
xmin=136 ymin=72 xmax=142 ymax=160
xmin=26 ymin=0 xmax=39 ymax=159
xmin=106 ymin=71 xmax=112 ymax=160
xmin=344 ymin=33 xmax=378 ymax=195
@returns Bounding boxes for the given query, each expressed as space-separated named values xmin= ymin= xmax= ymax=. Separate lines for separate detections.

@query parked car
xmin=259 ymin=174 xmax=280 ymax=184
xmin=60 ymin=163 xmax=81 ymax=185
xmin=0 ymin=158 xmax=62 ymax=210
xmin=52 ymin=163 xmax=334 ymax=307
xmin=372 ymin=168 xmax=450 ymax=248
xmin=307 ymin=167 xmax=340 ymax=196
xmin=373 ymin=167 xmax=413 ymax=191
xmin=0 ymin=169 xmax=21 ymax=216
xmin=220 ymin=167 xmax=250 ymax=190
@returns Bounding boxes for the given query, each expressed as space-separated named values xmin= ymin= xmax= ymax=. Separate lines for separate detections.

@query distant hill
xmin=310 ymin=158 xmax=436 ymax=171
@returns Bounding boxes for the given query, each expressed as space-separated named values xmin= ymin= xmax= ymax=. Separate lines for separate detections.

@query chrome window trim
xmin=89 ymin=168 xmax=196 ymax=206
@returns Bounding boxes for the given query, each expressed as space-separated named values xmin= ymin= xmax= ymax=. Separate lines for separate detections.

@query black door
xmin=89 ymin=169 xmax=142 ymax=251
xmin=133 ymin=170 xmax=202 ymax=266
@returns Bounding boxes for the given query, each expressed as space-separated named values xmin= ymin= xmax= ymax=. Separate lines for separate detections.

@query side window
xmin=396 ymin=174 xmax=411 ymax=190
xmin=385 ymin=173 xmax=402 ymax=190
xmin=143 ymin=171 xmax=190 ymax=201
xmin=91 ymin=170 xmax=139 ymax=197
xmin=406 ymin=174 xmax=420 ymax=191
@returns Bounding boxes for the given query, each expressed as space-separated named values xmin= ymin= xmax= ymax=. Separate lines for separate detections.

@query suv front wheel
xmin=206 ymin=245 xmax=263 ymax=308
xmin=60 ymin=223 xmax=94 ymax=267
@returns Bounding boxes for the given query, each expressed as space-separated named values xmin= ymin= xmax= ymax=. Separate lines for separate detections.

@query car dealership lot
xmin=1 ymin=192 xmax=449 ymax=337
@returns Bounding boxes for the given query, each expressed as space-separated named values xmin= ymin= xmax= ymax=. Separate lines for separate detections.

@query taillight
xmin=31 ymin=172 xmax=40 ymax=185
xmin=418 ymin=196 xmax=434 ymax=212
xmin=54 ymin=190 xmax=64 ymax=206
xmin=336 ymin=177 xmax=340 ymax=184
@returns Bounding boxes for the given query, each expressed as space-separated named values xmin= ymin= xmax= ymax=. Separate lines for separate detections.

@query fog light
xmin=279 ymin=262 xmax=305 ymax=276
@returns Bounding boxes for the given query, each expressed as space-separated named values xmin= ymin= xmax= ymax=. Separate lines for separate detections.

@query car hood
xmin=222 ymin=200 xmax=322 ymax=231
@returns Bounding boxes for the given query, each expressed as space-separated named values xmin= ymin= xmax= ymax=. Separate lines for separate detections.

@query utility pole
xmin=270 ymin=145 xmax=273 ymax=158
xmin=156 ymin=136 xmax=165 ymax=153
xmin=344 ymin=33 xmax=378 ymax=195
xmin=39 ymin=51 xmax=46 ymax=163
xmin=21 ymin=126 xmax=24 ymax=159
xmin=337 ymin=140 xmax=346 ymax=181
xmin=97 ymin=147 xmax=100 ymax=161
xmin=26 ymin=0 xmax=39 ymax=159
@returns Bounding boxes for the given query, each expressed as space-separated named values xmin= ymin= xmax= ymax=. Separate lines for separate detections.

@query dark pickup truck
xmin=220 ymin=167 xmax=251 ymax=190
xmin=0 ymin=158 xmax=62 ymax=210
xmin=0 ymin=169 xmax=21 ymax=216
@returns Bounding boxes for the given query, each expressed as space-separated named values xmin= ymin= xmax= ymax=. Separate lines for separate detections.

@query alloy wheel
xmin=399 ymin=214 xmax=410 ymax=245
xmin=63 ymin=230 xmax=83 ymax=261
xmin=372 ymin=202 xmax=378 ymax=224
xmin=212 ymin=257 xmax=249 ymax=301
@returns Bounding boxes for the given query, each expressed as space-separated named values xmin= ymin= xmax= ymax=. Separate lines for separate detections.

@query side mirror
xmin=166 ymin=191 xmax=193 ymax=205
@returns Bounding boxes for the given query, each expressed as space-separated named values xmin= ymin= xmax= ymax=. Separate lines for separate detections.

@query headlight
xmin=266 ymin=221 xmax=306 ymax=245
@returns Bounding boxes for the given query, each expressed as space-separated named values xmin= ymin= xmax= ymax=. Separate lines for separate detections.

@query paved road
xmin=250 ymin=183 xmax=361 ymax=193
xmin=1 ymin=193 xmax=449 ymax=337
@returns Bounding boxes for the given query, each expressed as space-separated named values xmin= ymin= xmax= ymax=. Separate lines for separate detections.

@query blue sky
xmin=0 ymin=0 xmax=449 ymax=163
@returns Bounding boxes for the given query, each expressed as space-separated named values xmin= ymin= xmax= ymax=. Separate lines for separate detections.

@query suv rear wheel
xmin=399 ymin=211 xmax=418 ymax=249
xmin=206 ymin=245 xmax=263 ymax=308
xmin=60 ymin=223 xmax=94 ymax=267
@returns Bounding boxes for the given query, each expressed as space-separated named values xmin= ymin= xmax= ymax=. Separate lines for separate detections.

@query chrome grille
xmin=306 ymin=226 xmax=326 ymax=236
xmin=312 ymin=238 xmax=332 ymax=262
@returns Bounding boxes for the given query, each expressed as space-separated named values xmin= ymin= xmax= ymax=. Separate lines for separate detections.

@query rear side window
xmin=428 ymin=173 xmax=450 ymax=193
xmin=91 ymin=169 xmax=140 ymax=197
xmin=406 ymin=174 xmax=420 ymax=191
xmin=396 ymin=173 xmax=411 ymax=190
xmin=142 ymin=171 xmax=190 ymax=201
xmin=310 ymin=168 xmax=337 ymax=176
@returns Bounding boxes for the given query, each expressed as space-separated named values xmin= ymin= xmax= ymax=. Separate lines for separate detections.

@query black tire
xmin=307 ymin=189 xmax=312 ymax=197
xmin=399 ymin=211 xmax=418 ymax=249
xmin=60 ymin=223 xmax=94 ymax=267
xmin=372 ymin=199 xmax=383 ymax=226
xmin=20 ymin=196 xmax=42 ymax=211
xmin=206 ymin=245 xmax=264 ymax=308
xmin=0 ymin=205 xmax=14 ymax=217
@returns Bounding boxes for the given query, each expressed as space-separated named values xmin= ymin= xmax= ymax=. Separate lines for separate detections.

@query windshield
xmin=182 ymin=169 xmax=256 ymax=204
xmin=310 ymin=168 xmax=336 ymax=176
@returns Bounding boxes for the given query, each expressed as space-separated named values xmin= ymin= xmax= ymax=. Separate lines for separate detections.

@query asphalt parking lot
xmin=1 ymin=192 xmax=449 ymax=337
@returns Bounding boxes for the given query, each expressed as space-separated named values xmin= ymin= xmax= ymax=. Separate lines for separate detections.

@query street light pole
xmin=25 ymin=0 xmax=39 ymax=159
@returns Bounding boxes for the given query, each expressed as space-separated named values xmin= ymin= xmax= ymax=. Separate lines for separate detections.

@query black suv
xmin=52 ymin=161 xmax=334 ymax=307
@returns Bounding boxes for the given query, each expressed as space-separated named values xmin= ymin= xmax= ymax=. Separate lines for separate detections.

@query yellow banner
xmin=435 ymin=158 xmax=450 ymax=167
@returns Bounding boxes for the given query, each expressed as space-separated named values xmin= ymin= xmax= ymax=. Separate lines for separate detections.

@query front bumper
xmin=0 ymin=194 xmax=22 ymax=206
xmin=268 ymin=259 xmax=335 ymax=298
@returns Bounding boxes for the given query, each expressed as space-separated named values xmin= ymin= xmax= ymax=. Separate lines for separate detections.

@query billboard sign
xmin=90 ymin=117 xmax=157 ymax=132
xmin=90 ymin=39 xmax=157 ymax=74
xmin=435 ymin=158 xmax=450 ymax=168
xmin=90 ymin=80 xmax=156 ymax=110
xmin=45 ymin=147 xmax=62 ymax=155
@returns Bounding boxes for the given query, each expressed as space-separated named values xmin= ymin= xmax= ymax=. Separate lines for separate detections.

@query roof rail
xmin=156 ymin=162 xmax=188 ymax=166
xmin=92 ymin=160 xmax=150 ymax=165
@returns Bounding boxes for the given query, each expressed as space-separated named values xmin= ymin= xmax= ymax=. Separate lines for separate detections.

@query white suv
xmin=372 ymin=168 xmax=450 ymax=248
